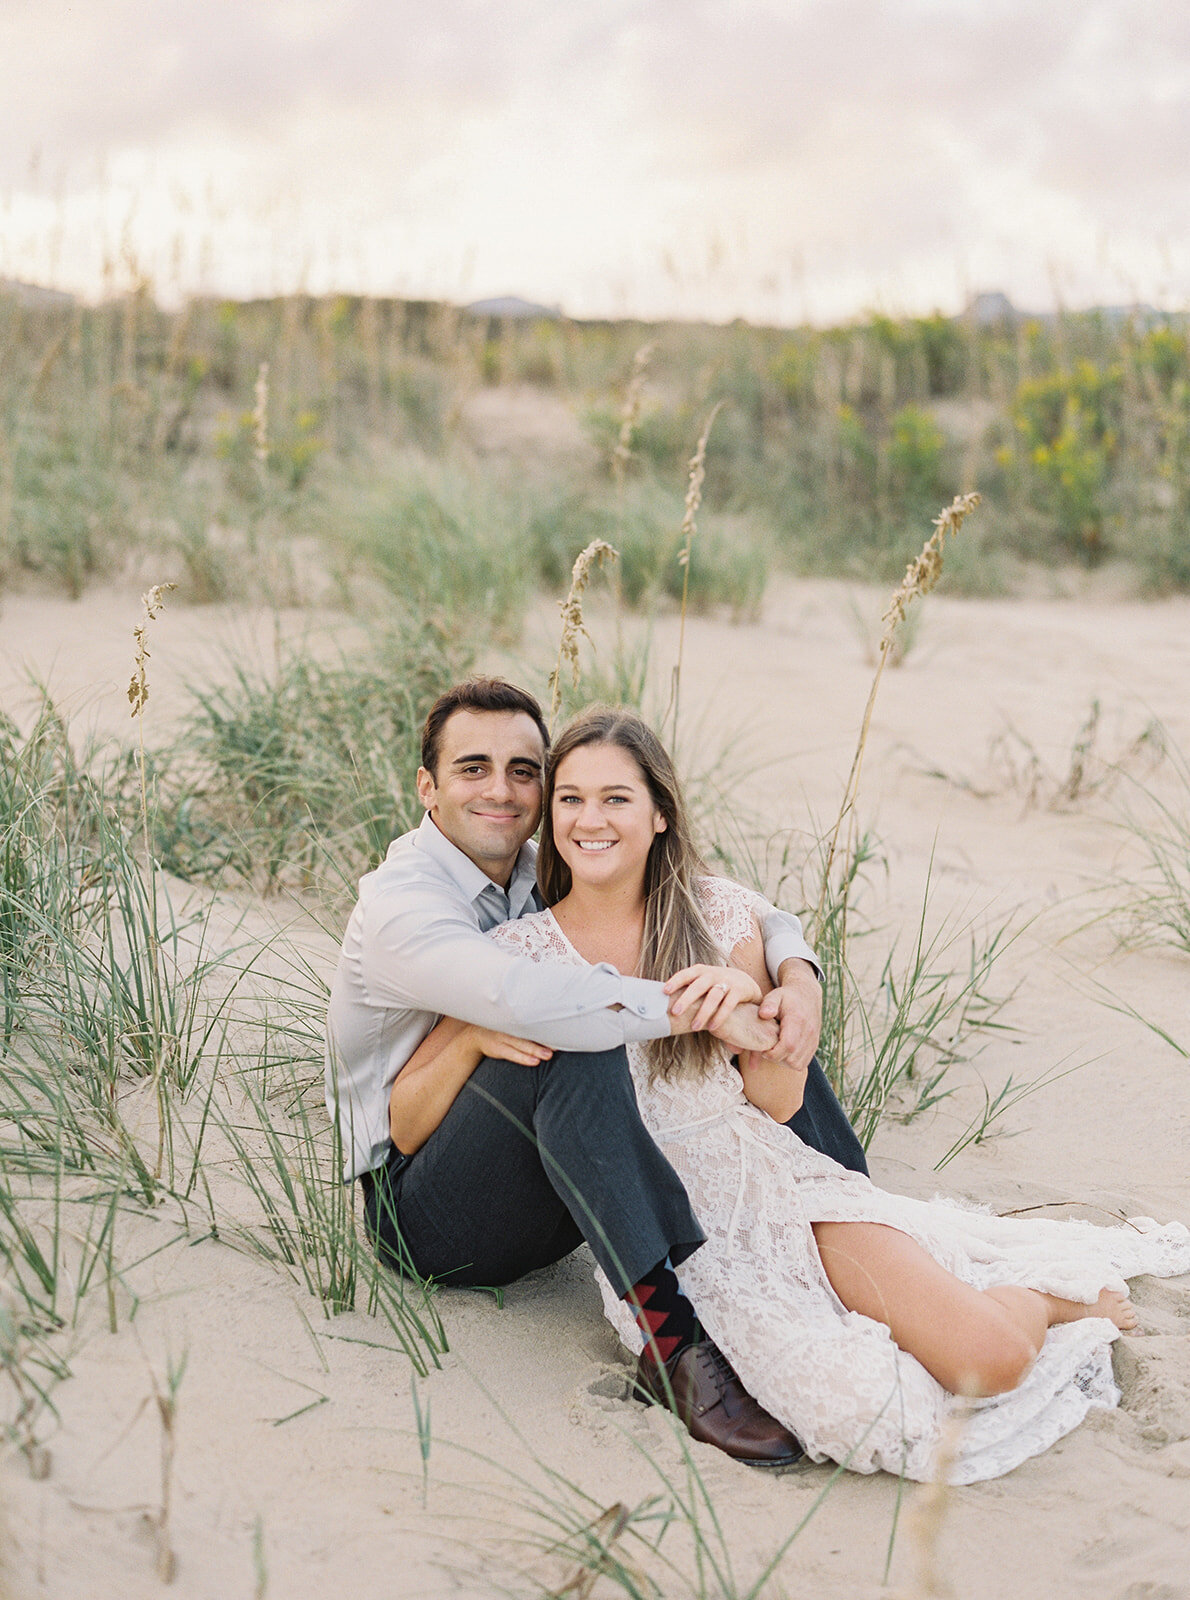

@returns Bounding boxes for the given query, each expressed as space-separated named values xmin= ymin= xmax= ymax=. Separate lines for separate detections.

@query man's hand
xmin=756 ymin=958 xmax=822 ymax=1072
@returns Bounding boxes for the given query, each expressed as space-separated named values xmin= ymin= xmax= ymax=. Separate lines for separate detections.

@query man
xmin=326 ymin=678 xmax=867 ymax=1468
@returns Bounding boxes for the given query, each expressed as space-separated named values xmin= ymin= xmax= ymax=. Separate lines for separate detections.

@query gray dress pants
xmin=362 ymin=1046 xmax=705 ymax=1295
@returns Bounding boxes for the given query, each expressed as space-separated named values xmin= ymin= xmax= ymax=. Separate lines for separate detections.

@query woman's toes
xmin=1093 ymin=1288 xmax=1138 ymax=1331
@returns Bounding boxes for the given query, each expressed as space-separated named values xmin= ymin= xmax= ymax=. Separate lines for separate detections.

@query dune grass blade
xmin=211 ymin=1045 xmax=447 ymax=1375
xmin=1112 ymin=737 xmax=1190 ymax=955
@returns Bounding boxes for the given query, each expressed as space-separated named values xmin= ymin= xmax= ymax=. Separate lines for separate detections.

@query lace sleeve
xmin=696 ymin=876 xmax=763 ymax=960
xmin=487 ymin=910 xmax=584 ymax=967
xmin=488 ymin=917 xmax=534 ymax=954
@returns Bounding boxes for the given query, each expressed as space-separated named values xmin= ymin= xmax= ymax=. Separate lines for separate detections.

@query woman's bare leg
xmin=812 ymin=1222 xmax=1136 ymax=1398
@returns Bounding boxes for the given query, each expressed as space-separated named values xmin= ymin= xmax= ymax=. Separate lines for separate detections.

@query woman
xmin=395 ymin=706 xmax=1190 ymax=1483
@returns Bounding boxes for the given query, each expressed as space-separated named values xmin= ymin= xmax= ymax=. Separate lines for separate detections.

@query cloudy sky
xmin=2 ymin=0 xmax=1187 ymax=323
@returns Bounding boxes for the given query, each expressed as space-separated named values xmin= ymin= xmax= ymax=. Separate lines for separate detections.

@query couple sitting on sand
xmin=325 ymin=677 xmax=1189 ymax=1483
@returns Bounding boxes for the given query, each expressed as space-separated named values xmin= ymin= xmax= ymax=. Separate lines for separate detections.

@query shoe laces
xmin=694 ymin=1340 xmax=739 ymax=1394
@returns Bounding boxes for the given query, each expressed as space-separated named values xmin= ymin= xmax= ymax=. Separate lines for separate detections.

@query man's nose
xmin=484 ymin=767 xmax=514 ymax=802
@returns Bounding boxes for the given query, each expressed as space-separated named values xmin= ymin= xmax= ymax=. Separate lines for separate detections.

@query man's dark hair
xmin=420 ymin=678 xmax=549 ymax=777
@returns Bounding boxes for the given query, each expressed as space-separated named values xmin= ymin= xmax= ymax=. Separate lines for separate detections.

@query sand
xmin=1 ymin=576 xmax=1188 ymax=1599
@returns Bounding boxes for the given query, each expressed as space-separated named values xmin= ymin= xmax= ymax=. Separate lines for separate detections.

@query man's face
xmin=416 ymin=709 xmax=545 ymax=884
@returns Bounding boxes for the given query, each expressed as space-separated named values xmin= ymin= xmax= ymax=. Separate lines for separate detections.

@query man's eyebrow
xmin=450 ymin=753 xmax=542 ymax=770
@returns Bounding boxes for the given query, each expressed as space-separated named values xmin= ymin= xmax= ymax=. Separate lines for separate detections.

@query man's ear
xmin=415 ymin=767 xmax=436 ymax=810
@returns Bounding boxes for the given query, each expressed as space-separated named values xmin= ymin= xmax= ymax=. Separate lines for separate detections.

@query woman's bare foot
xmin=1045 ymin=1286 xmax=1139 ymax=1332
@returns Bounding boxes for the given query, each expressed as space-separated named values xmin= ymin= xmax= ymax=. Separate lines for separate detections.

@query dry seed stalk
xmin=879 ymin=491 xmax=980 ymax=650
xmin=611 ymin=342 xmax=656 ymax=487
xmin=128 ymin=583 xmax=176 ymax=1179
xmin=817 ymin=493 xmax=980 ymax=932
xmin=669 ymin=401 xmax=723 ymax=740
xmin=253 ymin=360 xmax=270 ymax=473
xmin=892 ymin=1407 xmax=967 ymax=1598
xmin=146 ymin=1351 xmax=187 ymax=1585
xmin=30 ymin=329 xmax=69 ymax=404
xmin=549 ymin=540 xmax=619 ymax=726
xmin=128 ymin=584 xmax=175 ymax=720
xmin=548 ymin=1502 xmax=635 ymax=1600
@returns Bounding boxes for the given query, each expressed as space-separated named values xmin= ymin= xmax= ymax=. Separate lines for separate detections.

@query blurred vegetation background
xmin=3 ymin=285 xmax=1188 ymax=623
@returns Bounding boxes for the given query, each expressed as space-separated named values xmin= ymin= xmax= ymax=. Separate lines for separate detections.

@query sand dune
xmin=1 ymin=577 xmax=1188 ymax=1599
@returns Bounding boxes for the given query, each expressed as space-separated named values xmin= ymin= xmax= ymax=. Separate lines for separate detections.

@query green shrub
xmin=152 ymin=618 xmax=469 ymax=895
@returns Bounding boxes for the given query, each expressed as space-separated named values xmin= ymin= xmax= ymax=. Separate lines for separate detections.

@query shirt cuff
xmin=615 ymin=974 xmax=672 ymax=1043
xmin=759 ymin=909 xmax=824 ymax=983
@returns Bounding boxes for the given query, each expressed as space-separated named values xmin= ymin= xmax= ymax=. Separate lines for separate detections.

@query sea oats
xmin=819 ymin=493 xmax=981 ymax=931
xmin=669 ymin=402 xmax=724 ymax=738
xmin=881 ymin=492 xmax=981 ymax=650
xmin=128 ymin=583 xmax=177 ymax=719
xmin=549 ymin=539 xmax=619 ymax=725
xmin=611 ymin=342 xmax=656 ymax=487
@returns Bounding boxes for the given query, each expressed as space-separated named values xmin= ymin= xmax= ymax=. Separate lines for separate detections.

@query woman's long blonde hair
xmin=538 ymin=706 xmax=720 ymax=1081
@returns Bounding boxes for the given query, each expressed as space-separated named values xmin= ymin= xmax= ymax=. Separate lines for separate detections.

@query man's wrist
xmin=776 ymin=956 xmax=821 ymax=987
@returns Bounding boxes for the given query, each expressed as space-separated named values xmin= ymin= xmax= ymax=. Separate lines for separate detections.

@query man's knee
xmin=540 ymin=1046 xmax=635 ymax=1108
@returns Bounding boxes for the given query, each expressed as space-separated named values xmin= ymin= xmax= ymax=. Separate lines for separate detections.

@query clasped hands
xmin=664 ymin=958 xmax=822 ymax=1076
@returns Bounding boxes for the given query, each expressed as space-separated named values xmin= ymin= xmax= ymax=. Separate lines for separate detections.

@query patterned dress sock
xmin=623 ymin=1257 xmax=700 ymax=1365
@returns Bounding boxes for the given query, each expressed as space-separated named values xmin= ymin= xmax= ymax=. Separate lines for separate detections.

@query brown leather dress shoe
xmin=633 ymin=1340 xmax=805 ymax=1469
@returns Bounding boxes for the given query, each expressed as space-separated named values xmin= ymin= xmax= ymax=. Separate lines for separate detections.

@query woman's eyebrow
xmin=555 ymin=782 xmax=635 ymax=793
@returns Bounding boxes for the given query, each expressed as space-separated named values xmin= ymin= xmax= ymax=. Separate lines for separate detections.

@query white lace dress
xmin=489 ymin=878 xmax=1190 ymax=1483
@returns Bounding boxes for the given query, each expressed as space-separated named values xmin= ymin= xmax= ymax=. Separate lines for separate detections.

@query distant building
xmin=0 ymin=277 xmax=75 ymax=309
xmin=464 ymin=295 xmax=562 ymax=321
xmin=965 ymin=290 xmax=1018 ymax=326
xmin=962 ymin=289 xmax=1171 ymax=332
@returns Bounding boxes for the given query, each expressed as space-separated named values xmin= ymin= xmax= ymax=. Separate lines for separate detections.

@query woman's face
xmin=551 ymin=741 xmax=667 ymax=893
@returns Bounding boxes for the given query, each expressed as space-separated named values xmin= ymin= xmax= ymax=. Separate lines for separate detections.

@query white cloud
xmin=1 ymin=0 xmax=1186 ymax=318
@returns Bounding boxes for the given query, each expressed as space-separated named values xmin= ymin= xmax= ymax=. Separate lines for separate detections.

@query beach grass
xmin=4 ymin=285 xmax=1189 ymax=613
xmin=2 ymin=280 xmax=1188 ymax=1594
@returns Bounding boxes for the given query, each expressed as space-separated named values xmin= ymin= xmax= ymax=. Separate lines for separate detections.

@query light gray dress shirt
xmin=325 ymin=812 xmax=820 ymax=1180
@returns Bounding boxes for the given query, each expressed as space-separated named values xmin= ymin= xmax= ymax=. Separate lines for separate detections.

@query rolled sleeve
xmin=757 ymin=903 xmax=823 ymax=982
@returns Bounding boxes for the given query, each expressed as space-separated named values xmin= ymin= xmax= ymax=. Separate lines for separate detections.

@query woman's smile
xmin=552 ymin=742 xmax=666 ymax=887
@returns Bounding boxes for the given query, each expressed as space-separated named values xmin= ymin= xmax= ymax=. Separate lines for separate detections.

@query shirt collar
xmin=413 ymin=812 xmax=539 ymax=916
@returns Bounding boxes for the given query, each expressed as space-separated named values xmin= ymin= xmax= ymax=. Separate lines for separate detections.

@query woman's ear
xmin=654 ymin=813 xmax=668 ymax=834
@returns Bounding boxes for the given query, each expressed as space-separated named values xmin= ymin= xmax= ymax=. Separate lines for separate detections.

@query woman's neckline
xmin=545 ymin=903 xmax=642 ymax=976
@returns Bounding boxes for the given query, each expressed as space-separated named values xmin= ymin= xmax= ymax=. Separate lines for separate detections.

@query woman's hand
xmin=390 ymin=1017 xmax=551 ymax=1154
xmin=664 ymin=964 xmax=762 ymax=1033
xmin=462 ymin=1024 xmax=553 ymax=1068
